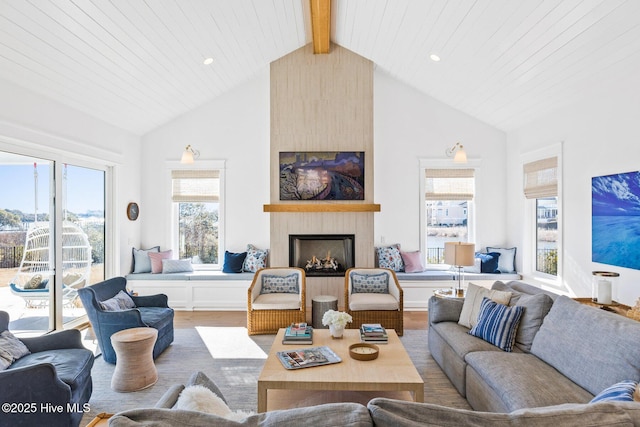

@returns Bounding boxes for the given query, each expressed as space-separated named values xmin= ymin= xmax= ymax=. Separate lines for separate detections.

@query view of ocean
xmin=592 ymin=215 xmax=640 ymax=270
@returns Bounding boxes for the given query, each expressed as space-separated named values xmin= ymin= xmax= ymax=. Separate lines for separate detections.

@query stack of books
xmin=360 ymin=323 xmax=388 ymax=344
xmin=282 ymin=322 xmax=313 ymax=345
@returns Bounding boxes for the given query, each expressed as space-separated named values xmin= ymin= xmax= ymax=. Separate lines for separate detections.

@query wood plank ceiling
xmin=1 ymin=0 xmax=639 ymax=135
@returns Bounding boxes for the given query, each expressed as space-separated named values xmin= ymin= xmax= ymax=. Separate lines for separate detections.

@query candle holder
xmin=591 ymin=271 xmax=619 ymax=305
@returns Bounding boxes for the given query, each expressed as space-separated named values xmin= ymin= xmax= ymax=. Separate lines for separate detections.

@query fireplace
xmin=289 ymin=234 xmax=355 ymax=277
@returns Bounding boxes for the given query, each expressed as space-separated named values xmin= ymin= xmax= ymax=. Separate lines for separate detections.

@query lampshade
xmin=181 ymin=150 xmax=194 ymax=164
xmin=453 ymin=147 xmax=467 ymax=163
xmin=444 ymin=242 xmax=475 ymax=267
xmin=180 ymin=145 xmax=199 ymax=164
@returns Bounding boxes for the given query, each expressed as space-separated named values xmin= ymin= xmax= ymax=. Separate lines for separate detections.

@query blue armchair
xmin=77 ymin=276 xmax=174 ymax=364
xmin=0 ymin=311 xmax=94 ymax=427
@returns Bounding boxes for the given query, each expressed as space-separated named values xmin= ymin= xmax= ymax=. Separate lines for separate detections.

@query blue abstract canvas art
xmin=592 ymin=170 xmax=640 ymax=270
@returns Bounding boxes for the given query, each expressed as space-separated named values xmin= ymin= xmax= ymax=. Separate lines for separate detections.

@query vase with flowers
xmin=322 ymin=309 xmax=352 ymax=338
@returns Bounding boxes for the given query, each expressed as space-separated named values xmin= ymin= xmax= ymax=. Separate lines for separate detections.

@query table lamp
xmin=444 ymin=242 xmax=475 ymax=296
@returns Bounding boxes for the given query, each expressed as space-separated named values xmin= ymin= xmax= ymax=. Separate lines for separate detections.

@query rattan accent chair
xmin=247 ymin=267 xmax=306 ymax=335
xmin=344 ymin=267 xmax=404 ymax=336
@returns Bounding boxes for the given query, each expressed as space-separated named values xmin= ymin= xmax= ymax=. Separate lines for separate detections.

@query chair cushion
xmin=139 ymin=307 xmax=174 ymax=331
xmin=100 ymin=290 xmax=136 ymax=311
xmin=350 ymin=271 xmax=389 ymax=293
xmin=260 ymin=273 xmax=299 ymax=294
xmin=0 ymin=330 xmax=30 ymax=363
xmin=349 ymin=293 xmax=399 ymax=311
xmin=9 ymin=348 xmax=94 ymax=391
xmin=252 ymin=293 xmax=301 ymax=310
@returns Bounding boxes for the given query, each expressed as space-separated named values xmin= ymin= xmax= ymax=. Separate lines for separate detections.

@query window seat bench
xmin=395 ymin=271 xmax=522 ymax=311
xmin=125 ymin=272 xmax=255 ymax=311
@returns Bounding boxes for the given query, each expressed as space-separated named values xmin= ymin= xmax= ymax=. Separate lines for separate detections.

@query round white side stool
xmin=110 ymin=327 xmax=158 ymax=392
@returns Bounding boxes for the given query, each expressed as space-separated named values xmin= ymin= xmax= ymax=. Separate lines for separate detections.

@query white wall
xmin=140 ymin=70 xmax=271 ymax=256
xmin=374 ymin=71 xmax=508 ymax=253
xmin=506 ymin=73 xmax=640 ymax=306
xmin=0 ymin=80 xmax=141 ymax=276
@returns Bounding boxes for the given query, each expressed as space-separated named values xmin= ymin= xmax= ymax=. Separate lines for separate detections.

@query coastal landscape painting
xmin=592 ymin=170 xmax=640 ymax=270
xmin=279 ymin=152 xmax=365 ymax=201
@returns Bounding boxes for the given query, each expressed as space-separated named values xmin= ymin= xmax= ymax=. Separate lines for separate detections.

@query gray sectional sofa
xmin=108 ymin=371 xmax=640 ymax=426
xmin=428 ymin=280 xmax=640 ymax=412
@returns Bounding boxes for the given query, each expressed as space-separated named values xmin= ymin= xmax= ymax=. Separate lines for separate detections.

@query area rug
xmin=81 ymin=327 xmax=469 ymax=425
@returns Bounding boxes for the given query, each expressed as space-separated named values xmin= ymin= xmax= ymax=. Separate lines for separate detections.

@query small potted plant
xmin=322 ymin=309 xmax=353 ymax=338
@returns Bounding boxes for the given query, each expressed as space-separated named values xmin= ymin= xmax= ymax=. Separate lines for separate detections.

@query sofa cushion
xmin=491 ymin=282 xmax=554 ymax=353
xmin=375 ymin=244 xmax=404 ymax=272
xmin=350 ymin=272 xmax=389 ymax=293
xmin=149 ymin=250 xmax=173 ymax=274
xmin=367 ymin=397 xmax=640 ymax=427
xmin=486 ymin=247 xmax=517 ymax=273
xmin=430 ymin=322 xmax=504 ymax=359
xmin=162 ymin=259 xmax=193 ymax=274
xmin=530 ymin=296 xmax=640 ymax=396
xmin=465 ymin=351 xmax=594 ymax=411
xmin=458 ymin=283 xmax=512 ymax=329
xmin=9 ymin=348 xmax=94 ymax=391
xmin=591 ymin=380 xmax=638 ymax=403
xmin=428 ymin=296 xmax=464 ymax=324
xmin=110 ymin=402 xmax=373 ymax=427
xmin=400 ymin=250 xmax=425 ymax=273
xmin=222 ymin=251 xmax=247 ymax=273
xmin=468 ymin=298 xmax=524 ymax=352
xmin=243 ymin=244 xmax=268 ymax=273
xmin=132 ymin=246 xmax=160 ymax=274
xmin=349 ymin=293 xmax=399 ymax=311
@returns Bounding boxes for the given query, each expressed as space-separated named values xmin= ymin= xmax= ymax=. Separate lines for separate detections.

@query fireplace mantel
xmin=263 ymin=203 xmax=380 ymax=213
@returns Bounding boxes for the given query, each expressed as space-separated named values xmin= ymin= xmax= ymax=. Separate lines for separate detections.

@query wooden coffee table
xmin=257 ymin=328 xmax=424 ymax=412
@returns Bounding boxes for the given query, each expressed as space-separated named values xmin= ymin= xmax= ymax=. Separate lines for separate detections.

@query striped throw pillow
xmin=469 ymin=297 xmax=524 ymax=352
xmin=590 ymin=380 xmax=638 ymax=403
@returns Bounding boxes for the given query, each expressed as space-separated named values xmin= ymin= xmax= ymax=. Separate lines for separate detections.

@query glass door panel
xmin=0 ymin=153 xmax=54 ymax=336
xmin=61 ymin=164 xmax=105 ymax=326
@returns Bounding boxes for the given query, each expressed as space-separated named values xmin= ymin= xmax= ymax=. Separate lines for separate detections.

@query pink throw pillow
xmin=400 ymin=250 xmax=425 ymax=273
xmin=148 ymin=250 xmax=173 ymax=274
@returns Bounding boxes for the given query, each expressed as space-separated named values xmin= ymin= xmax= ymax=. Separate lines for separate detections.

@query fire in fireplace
xmin=289 ymin=234 xmax=355 ymax=277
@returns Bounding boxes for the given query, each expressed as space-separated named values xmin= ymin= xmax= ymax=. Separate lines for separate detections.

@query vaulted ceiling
xmin=1 ymin=0 xmax=639 ymax=135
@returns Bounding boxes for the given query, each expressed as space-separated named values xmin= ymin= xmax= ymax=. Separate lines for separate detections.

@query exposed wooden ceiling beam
xmin=310 ymin=0 xmax=331 ymax=54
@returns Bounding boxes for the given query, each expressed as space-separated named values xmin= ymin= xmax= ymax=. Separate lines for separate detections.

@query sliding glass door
xmin=0 ymin=151 xmax=107 ymax=336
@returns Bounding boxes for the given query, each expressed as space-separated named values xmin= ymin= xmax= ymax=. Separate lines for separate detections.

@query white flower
xmin=322 ymin=310 xmax=352 ymax=328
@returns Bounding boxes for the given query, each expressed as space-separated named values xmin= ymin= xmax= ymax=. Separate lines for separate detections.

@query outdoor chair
xmin=344 ymin=267 xmax=404 ymax=336
xmin=247 ymin=267 xmax=306 ymax=335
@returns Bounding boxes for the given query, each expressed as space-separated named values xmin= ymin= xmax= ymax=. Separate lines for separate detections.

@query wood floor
xmin=174 ymin=310 xmax=428 ymax=330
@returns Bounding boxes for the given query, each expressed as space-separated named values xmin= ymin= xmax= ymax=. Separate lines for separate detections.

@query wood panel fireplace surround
xmin=289 ymin=234 xmax=355 ymax=277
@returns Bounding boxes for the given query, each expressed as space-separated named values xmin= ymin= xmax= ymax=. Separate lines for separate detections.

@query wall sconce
xmin=180 ymin=145 xmax=200 ymax=164
xmin=445 ymin=142 xmax=467 ymax=164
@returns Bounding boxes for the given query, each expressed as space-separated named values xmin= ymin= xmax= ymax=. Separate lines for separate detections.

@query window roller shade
xmin=171 ymin=170 xmax=220 ymax=202
xmin=425 ymin=169 xmax=474 ymax=201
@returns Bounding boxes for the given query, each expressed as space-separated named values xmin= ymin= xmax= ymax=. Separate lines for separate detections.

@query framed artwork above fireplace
xmin=279 ymin=151 xmax=364 ymax=201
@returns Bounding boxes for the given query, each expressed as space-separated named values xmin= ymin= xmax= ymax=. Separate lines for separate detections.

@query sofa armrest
xmin=20 ymin=329 xmax=84 ymax=353
xmin=132 ymin=294 xmax=169 ymax=308
xmin=428 ymin=296 xmax=464 ymax=325
xmin=155 ymin=384 xmax=184 ymax=408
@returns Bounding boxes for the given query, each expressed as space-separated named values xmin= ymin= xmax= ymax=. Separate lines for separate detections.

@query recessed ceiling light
xmin=203 ymin=57 xmax=214 ymax=65
xmin=430 ymin=54 xmax=441 ymax=62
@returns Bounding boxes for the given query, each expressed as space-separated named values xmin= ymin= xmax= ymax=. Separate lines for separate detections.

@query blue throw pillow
xmin=590 ymin=380 xmax=638 ymax=403
xmin=476 ymin=252 xmax=501 ymax=273
xmin=469 ymin=297 xmax=524 ymax=352
xmin=350 ymin=272 xmax=389 ymax=293
xmin=222 ymin=251 xmax=247 ymax=273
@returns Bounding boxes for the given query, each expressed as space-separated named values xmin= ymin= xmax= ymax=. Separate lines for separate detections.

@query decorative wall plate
xmin=127 ymin=202 xmax=139 ymax=221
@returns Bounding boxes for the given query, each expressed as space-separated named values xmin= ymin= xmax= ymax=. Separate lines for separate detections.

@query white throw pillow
xmin=458 ymin=283 xmax=512 ymax=329
xmin=176 ymin=385 xmax=254 ymax=421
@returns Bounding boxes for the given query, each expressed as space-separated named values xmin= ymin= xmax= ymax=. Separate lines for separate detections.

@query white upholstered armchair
xmin=247 ymin=267 xmax=306 ymax=335
xmin=344 ymin=267 xmax=403 ymax=336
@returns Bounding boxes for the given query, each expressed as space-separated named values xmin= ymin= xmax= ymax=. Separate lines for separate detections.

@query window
xmin=425 ymin=168 xmax=475 ymax=264
xmin=171 ymin=169 xmax=221 ymax=268
xmin=524 ymin=156 xmax=559 ymax=276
